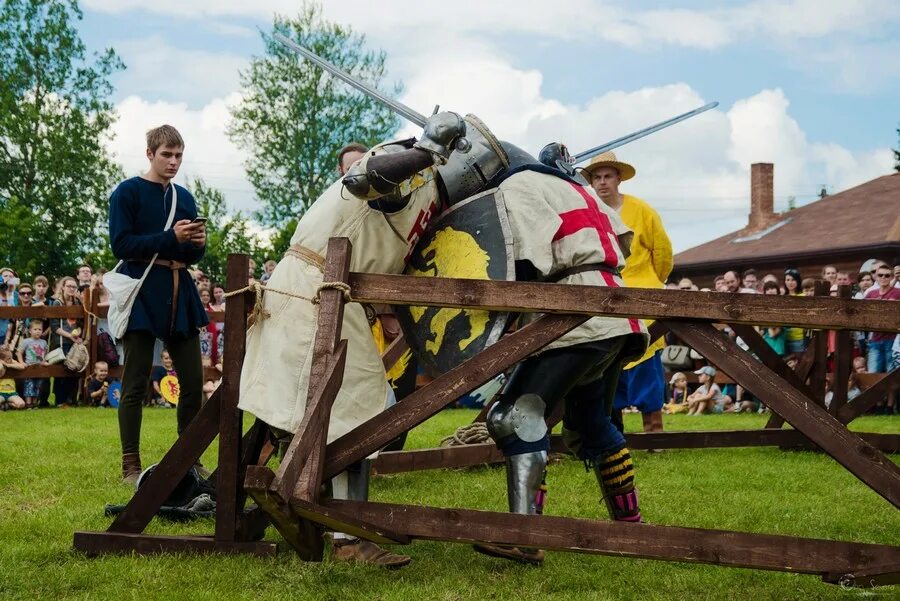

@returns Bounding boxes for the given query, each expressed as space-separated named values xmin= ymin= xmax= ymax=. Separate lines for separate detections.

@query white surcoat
xmin=238 ymin=168 xmax=440 ymax=440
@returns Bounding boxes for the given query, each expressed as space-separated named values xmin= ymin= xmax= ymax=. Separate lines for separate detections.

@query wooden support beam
xmin=244 ymin=466 xmax=324 ymax=561
xmin=381 ymin=332 xmax=409 ymax=371
xmin=271 ymin=238 xmax=351 ymax=503
xmin=822 ymin=567 xmax=900 ymax=588
xmin=348 ymin=273 xmax=900 ymax=331
xmin=215 ymin=254 xmax=250 ymax=543
xmin=327 ymin=500 xmax=900 ymax=576
xmin=663 ymin=321 xmax=900 ymax=509
xmin=105 ymin=389 xmax=222 ymax=534
xmin=728 ymin=323 xmax=817 ymax=402
xmin=371 ymin=431 xmax=899 ymax=474
xmin=289 ymin=497 xmax=411 ymax=545
xmin=838 ymin=369 xmax=900 ymax=423
xmin=285 ymin=341 xmax=347 ymax=500
xmin=830 ymin=285 xmax=853 ymax=415
xmin=765 ymin=340 xmax=818 ymax=429
xmin=73 ymin=532 xmax=275 ymax=557
xmin=324 ymin=314 xmax=589 ymax=480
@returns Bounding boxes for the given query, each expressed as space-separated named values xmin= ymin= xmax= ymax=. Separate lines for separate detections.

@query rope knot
xmin=314 ymin=281 xmax=352 ymax=304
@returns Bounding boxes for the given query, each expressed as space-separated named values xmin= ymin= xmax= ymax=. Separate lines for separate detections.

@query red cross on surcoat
xmin=553 ymin=183 xmax=639 ymax=333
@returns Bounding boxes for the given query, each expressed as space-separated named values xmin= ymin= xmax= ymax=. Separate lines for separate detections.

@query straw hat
xmin=580 ymin=151 xmax=636 ymax=182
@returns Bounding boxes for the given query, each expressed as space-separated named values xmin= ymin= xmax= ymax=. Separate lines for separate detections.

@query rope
xmin=439 ymin=422 xmax=491 ymax=448
xmin=223 ymin=280 xmax=354 ymax=325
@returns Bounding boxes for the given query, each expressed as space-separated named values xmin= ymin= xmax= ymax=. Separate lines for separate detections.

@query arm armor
xmin=342 ymin=147 xmax=436 ymax=200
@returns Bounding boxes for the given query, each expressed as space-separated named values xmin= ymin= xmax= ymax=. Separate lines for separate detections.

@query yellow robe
xmin=617 ymin=194 xmax=673 ymax=368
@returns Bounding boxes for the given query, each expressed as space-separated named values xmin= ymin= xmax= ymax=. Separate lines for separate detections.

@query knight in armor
xmin=345 ymin=116 xmax=650 ymax=566
xmin=238 ymin=113 xmax=466 ymax=568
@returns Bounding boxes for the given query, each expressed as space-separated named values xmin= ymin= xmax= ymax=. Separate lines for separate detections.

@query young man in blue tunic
xmin=108 ymin=125 xmax=209 ymax=484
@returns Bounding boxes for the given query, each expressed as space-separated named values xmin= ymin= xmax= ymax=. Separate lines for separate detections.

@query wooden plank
xmin=244 ymin=465 xmax=324 ymax=561
xmin=381 ymin=332 xmax=409 ymax=371
xmin=830 ymin=286 xmax=854 ymax=415
xmin=273 ymin=238 xmax=352 ymax=504
xmin=765 ymin=341 xmax=817 ymax=429
xmin=283 ymin=341 xmax=347 ymax=501
xmin=838 ymin=369 xmax=900 ymax=423
xmin=73 ymin=531 xmax=275 ymax=557
xmin=0 ymin=305 xmax=83 ymax=319
xmin=2 ymin=365 xmax=87 ymax=379
xmin=372 ymin=430 xmax=900 ymax=475
xmin=324 ymin=313 xmax=589 ymax=480
xmin=822 ymin=567 xmax=900 ymax=588
xmin=348 ymin=273 xmax=900 ymax=331
xmin=215 ymin=254 xmax=250 ymax=543
xmin=107 ymin=389 xmax=222 ymax=533
xmin=327 ymin=500 xmax=900 ymax=576
xmin=289 ymin=497 xmax=410 ymax=545
xmin=810 ymin=281 xmax=832 ymax=408
xmin=729 ymin=323 xmax=817 ymax=401
xmin=663 ymin=320 xmax=900 ymax=509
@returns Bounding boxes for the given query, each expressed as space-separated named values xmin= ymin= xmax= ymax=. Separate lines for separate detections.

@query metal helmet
xmin=436 ymin=114 xmax=510 ymax=205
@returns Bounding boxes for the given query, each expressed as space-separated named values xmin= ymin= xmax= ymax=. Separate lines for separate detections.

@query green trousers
xmin=118 ymin=330 xmax=203 ymax=455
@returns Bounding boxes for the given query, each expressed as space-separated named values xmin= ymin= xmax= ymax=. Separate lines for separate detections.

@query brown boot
xmin=331 ymin=538 xmax=411 ymax=568
xmin=122 ymin=453 xmax=142 ymax=485
xmin=473 ymin=543 xmax=544 ymax=566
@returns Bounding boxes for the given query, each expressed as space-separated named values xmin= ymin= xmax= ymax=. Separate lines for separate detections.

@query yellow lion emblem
xmin=407 ymin=227 xmax=491 ymax=356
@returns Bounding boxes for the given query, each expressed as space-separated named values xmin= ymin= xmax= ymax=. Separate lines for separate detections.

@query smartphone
xmin=191 ymin=217 xmax=208 ymax=225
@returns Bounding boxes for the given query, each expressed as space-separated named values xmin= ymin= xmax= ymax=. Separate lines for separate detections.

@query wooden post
xmin=215 ymin=254 xmax=250 ymax=542
xmin=830 ymin=285 xmax=853 ymax=416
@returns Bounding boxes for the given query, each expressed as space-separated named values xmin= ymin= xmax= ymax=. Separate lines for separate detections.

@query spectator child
xmin=687 ymin=366 xmax=732 ymax=414
xmin=150 ymin=350 xmax=178 ymax=407
xmin=87 ymin=361 xmax=111 ymax=407
xmin=0 ymin=345 xmax=27 ymax=410
xmin=801 ymin=278 xmax=816 ymax=296
xmin=17 ymin=320 xmax=48 ymax=408
xmin=852 ymin=356 xmax=867 ymax=373
xmin=260 ymin=259 xmax=277 ymax=283
xmin=663 ymin=372 xmax=689 ymax=414
xmin=211 ymin=284 xmax=225 ymax=311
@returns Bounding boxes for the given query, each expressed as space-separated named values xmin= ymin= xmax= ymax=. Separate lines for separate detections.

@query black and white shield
xmin=395 ymin=189 xmax=514 ymax=374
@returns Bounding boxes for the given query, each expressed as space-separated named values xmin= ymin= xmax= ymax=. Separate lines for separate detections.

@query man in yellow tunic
xmin=582 ymin=151 xmax=673 ymax=436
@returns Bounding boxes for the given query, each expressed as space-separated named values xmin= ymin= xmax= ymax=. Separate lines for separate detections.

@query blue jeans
xmin=867 ymin=339 xmax=896 ymax=373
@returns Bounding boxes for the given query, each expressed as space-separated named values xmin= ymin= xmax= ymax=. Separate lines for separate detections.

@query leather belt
xmin=542 ymin=262 xmax=620 ymax=283
xmin=129 ymin=258 xmax=187 ymax=334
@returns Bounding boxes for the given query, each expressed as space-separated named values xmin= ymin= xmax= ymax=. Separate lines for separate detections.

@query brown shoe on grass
xmin=331 ymin=538 xmax=411 ymax=568
xmin=121 ymin=452 xmax=142 ymax=485
xmin=473 ymin=543 xmax=545 ymax=566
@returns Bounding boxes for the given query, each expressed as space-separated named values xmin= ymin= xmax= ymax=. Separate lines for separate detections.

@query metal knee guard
xmin=506 ymin=451 xmax=548 ymax=515
xmin=486 ymin=393 xmax=548 ymax=448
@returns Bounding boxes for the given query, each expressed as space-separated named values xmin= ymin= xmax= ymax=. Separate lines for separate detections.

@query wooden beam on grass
xmin=348 ymin=273 xmax=900 ymax=331
xmin=105 ymin=389 xmax=222 ymax=533
xmin=663 ymin=320 xmax=900 ymax=509
xmin=327 ymin=500 xmax=900 ymax=576
xmin=324 ymin=313 xmax=590 ymax=480
xmin=73 ymin=532 xmax=275 ymax=557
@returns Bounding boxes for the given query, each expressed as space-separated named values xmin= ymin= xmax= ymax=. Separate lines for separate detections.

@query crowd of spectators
xmin=0 ymin=261 xmax=260 ymax=411
xmin=661 ymin=258 xmax=900 ymax=415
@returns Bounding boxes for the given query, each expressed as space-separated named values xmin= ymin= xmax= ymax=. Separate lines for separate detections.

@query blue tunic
xmin=108 ymin=177 xmax=209 ymax=341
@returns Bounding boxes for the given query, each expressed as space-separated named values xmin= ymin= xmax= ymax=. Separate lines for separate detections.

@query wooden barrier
xmin=239 ymin=240 xmax=899 ymax=586
xmin=66 ymin=245 xmax=899 ymax=582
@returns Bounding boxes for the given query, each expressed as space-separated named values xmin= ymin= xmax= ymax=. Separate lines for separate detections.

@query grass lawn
xmin=0 ymin=407 xmax=897 ymax=600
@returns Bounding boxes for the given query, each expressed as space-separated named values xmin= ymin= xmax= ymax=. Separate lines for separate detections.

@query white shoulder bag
xmin=106 ymin=184 xmax=179 ymax=341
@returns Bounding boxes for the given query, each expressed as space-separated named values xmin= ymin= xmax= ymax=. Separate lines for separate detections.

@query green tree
xmin=228 ymin=3 xmax=401 ymax=228
xmin=0 ymin=0 xmax=124 ymax=281
xmin=189 ymin=178 xmax=266 ymax=284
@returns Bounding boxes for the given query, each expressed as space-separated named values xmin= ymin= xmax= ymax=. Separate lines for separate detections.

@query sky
xmin=76 ymin=0 xmax=900 ymax=253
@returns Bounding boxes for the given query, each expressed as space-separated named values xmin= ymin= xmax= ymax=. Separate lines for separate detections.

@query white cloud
xmin=113 ymin=36 xmax=247 ymax=108
xmin=109 ymin=94 xmax=256 ymax=214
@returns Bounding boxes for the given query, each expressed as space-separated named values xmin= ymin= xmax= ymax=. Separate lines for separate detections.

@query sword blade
xmin=273 ymin=33 xmax=428 ymax=128
xmin=573 ymin=101 xmax=719 ymax=164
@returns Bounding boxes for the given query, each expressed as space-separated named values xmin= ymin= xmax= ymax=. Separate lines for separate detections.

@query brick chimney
xmin=747 ymin=162 xmax=775 ymax=231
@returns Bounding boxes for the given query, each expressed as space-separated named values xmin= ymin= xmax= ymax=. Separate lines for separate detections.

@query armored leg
xmin=505 ymin=451 xmax=548 ymax=515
